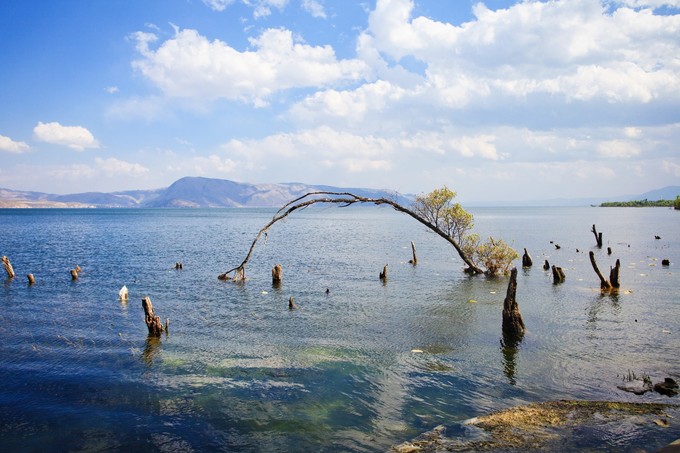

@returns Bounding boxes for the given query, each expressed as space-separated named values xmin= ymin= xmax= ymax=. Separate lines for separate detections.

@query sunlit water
xmin=0 ymin=206 xmax=678 ymax=452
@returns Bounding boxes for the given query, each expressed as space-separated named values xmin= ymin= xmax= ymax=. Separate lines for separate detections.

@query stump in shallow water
xmin=409 ymin=241 xmax=418 ymax=265
xmin=2 ymin=256 xmax=15 ymax=279
xmin=591 ymin=224 xmax=603 ymax=248
xmin=522 ymin=248 xmax=533 ymax=267
xmin=502 ymin=268 xmax=525 ymax=342
xmin=589 ymin=251 xmax=620 ymax=291
xmin=552 ymin=265 xmax=565 ymax=284
xmin=142 ymin=296 xmax=168 ymax=336
xmin=27 ymin=274 xmax=35 ymax=285
xmin=272 ymin=264 xmax=283 ymax=287
xmin=543 ymin=260 xmax=550 ymax=271
xmin=379 ymin=264 xmax=388 ymax=281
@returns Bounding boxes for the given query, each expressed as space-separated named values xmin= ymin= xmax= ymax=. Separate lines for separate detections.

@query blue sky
xmin=1 ymin=0 xmax=679 ymax=202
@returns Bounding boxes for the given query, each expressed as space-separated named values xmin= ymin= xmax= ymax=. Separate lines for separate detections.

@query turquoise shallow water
xmin=0 ymin=206 xmax=678 ymax=451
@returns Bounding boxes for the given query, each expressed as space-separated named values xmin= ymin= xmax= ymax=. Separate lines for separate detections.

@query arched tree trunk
xmin=218 ymin=192 xmax=486 ymax=281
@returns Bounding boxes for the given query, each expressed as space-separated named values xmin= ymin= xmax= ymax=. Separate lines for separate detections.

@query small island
xmin=600 ymin=195 xmax=680 ymax=209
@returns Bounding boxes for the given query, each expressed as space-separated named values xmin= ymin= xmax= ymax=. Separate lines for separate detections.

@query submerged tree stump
xmin=379 ymin=264 xmax=388 ymax=281
xmin=272 ymin=264 xmax=283 ymax=287
xmin=609 ymin=259 xmax=621 ymax=289
xmin=2 ymin=256 xmax=15 ymax=279
xmin=409 ymin=241 xmax=418 ymax=265
xmin=142 ymin=296 xmax=168 ymax=336
xmin=522 ymin=248 xmax=533 ymax=267
xmin=70 ymin=269 xmax=79 ymax=280
xmin=27 ymin=274 xmax=35 ymax=285
xmin=288 ymin=296 xmax=296 ymax=310
xmin=552 ymin=265 xmax=565 ymax=284
xmin=543 ymin=260 xmax=550 ymax=271
xmin=502 ymin=268 xmax=525 ymax=341
xmin=589 ymin=251 xmax=620 ymax=291
xmin=591 ymin=224 xmax=603 ymax=248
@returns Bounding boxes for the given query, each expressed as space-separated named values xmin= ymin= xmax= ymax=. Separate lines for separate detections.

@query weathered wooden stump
xmin=379 ymin=264 xmax=388 ymax=281
xmin=409 ymin=241 xmax=418 ymax=265
xmin=174 ymin=262 xmax=183 ymax=270
xmin=591 ymin=224 xmax=603 ymax=248
xmin=543 ymin=260 xmax=550 ymax=271
xmin=522 ymin=248 xmax=533 ymax=267
xmin=272 ymin=264 xmax=283 ymax=287
xmin=27 ymin=274 xmax=35 ymax=285
xmin=288 ymin=296 xmax=296 ymax=310
xmin=502 ymin=268 xmax=525 ymax=341
xmin=70 ymin=269 xmax=79 ymax=280
xmin=142 ymin=296 xmax=168 ymax=336
xmin=119 ymin=285 xmax=129 ymax=301
xmin=589 ymin=251 xmax=620 ymax=291
xmin=607 ymin=247 xmax=612 ymax=255
xmin=552 ymin=265 xmax=565 ymax=284
xmin=662 ymin=259 xmax=670 ymax=266
xmin=2 ymin=256 xmax=15 ymax=279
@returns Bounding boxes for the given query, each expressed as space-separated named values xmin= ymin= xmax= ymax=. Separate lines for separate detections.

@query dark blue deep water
xmin=0 ymin=206 xmax=678 ymax=452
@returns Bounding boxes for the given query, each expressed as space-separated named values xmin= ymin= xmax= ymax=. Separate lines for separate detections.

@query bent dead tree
xmin=218 ymin=191 xmax=486 ymax=281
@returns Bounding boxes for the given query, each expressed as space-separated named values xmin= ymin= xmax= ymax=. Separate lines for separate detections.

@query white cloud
xmin=33 ymin=122 xmax=99 ymax=151
xmin=202 ymin=0 xmax=234 ymax=12
xmin=95 ymin=157 xmax=149 ymax=177
xmin=597 ymin=140 xmax=641 ymax=158
xmin=351 ymin=0 xmax=680 ymax=120
xmin=662 ymin=160 xmax=680 ymax=177
xmin=105 ymin=86 xmax=119 ymax=94
xmin=0 ymin=135 xmax=29 ymax=153
xmin=302 ymin=0 xmax=326 ymax=19
xmin=131 ymin=27 xmax=370 ymax=107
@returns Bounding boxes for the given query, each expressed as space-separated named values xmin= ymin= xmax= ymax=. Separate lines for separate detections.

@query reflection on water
xmin=0 ymin=207 xmax=679 ymax=451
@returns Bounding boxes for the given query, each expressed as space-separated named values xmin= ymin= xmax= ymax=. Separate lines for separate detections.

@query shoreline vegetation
xmin=600 ymin=195 xmax=680 ymax=209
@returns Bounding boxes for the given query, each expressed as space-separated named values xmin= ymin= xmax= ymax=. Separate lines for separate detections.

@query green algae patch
xmin=392 ymin=400 xmax=680 ymax=452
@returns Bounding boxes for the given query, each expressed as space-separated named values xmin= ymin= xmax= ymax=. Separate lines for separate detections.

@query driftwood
xmin=552 ymin=265 xmax=565 ymax=284
xmin=379 ymin=264 xmax=388 ymax=281
xmin=522 ymin=248 xmax=533 ymax=267
xmin=142 ymin=296 xmax=168 ymax=336
xmin=218 ymin=191 xmax=486 ymax=281
xmin=27 ymin=274 xmax=35 ymax=285
xmin=502 ymin=268 xmax=525 ymax=341
xmin=272 ymin=264 xmax=283 ymax=287
xmin=409 ymin=241 xmax=418 ymax=265
xmin=591 ymin=224 xmax=603 ymax=248
xmin=589 ymin=251 xmax=620 ymax=290
xmin=2 ymin=256 xmax=15 ymax=279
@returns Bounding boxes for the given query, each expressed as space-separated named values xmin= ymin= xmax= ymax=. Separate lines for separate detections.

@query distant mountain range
xmin=0 ymin=177 xmax=677 ymax=208
xmin=0 ymin=177 xmax=412 ymax=208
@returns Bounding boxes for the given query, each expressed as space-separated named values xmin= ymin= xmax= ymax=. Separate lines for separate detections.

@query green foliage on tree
xmin=675 ymin=196 xmax=680 ymax=210
xmin=412 ymin=186 xmax=518 ymax=276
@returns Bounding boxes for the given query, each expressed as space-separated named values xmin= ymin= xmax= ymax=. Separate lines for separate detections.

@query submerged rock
xmin=655 ymin=378 xmax=679 ymax=397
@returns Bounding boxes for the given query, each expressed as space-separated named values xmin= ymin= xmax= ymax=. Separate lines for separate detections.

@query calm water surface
xmin=0 ymin=206 xmax=678 ymax=452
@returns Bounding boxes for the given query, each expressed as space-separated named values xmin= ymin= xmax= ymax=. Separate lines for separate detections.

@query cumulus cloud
xmin=33 ymin=122 xmax=99 ymax=151
xmin=305 ymin=0 xmax=680 ymax=129
xmin=131 ymin=27 xmax=370 ymax=106
xmin=302 ymin=0 xmax=327 ymax=19
xmin=95 ymin=157 xmax=149 ymax=177
xmin=0 ymin=134 xmax=29 ymax=153
xmin=202 ymin=0 xmax=234 ymax=12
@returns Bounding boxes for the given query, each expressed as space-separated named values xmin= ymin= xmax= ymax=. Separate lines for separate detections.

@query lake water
xmin=0 ymin=206 xmax=678 ymax=452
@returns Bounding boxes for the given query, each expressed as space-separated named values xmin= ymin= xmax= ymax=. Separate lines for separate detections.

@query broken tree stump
xmin=591 ymin=224 xmax=603 ymax=248
xmin=142 ymin=296 xmax=167 ymax=336
xmin=27 ymin=274 xmax=35 ymax=285
xmin=288 ymin=296 xmax=296 ymax=310
xmin=589 ymin=251 xmax=619 ymax=290
xmin=543 ymin=260 xmax=550 ymax=271
xmin=409 ymin=241 xmax=418 ymax=265
xmin=2 ymin=256 xmax=15 ymax=279
xmin=522 ymin=248 xmax=533 ymax=267
xmin=272 ymin=264 xmax=283 ymax=287
xmin=609 ymin=259 xmax=621 ymax=289
xmin=502 ymin=268 xmax=525 ymax=341
xmin=552 ymin=265 xmax=565 ymax=284
xmin=70 ymin=269 xmax=79 ymax=280
xmin=379 ymin=264 xmax=388 ymax=281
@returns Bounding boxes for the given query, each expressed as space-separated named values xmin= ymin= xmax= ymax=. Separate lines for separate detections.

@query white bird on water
xmin=119 ymin=285 xmax=129 ymax=301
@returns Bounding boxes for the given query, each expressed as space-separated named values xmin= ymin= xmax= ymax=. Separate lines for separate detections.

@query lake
xmin=0 ymin=206 xmax=678 ymax=451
